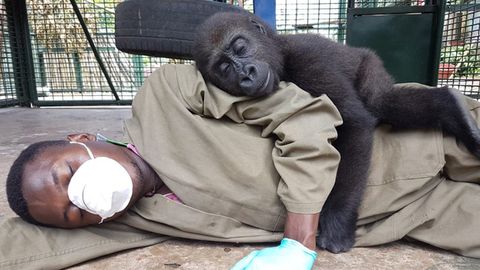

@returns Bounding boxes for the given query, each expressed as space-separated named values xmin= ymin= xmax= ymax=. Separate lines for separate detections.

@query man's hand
xmin=230 ymin=238 xmax=317 ymax=270
xmin=231 ymin=212 xmax=319 ymax=269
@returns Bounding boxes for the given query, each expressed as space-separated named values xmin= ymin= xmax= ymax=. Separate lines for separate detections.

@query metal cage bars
xmin=439 ymin=0 xmax=479 ymax=97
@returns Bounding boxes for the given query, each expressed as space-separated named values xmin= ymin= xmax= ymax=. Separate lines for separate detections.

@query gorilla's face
xmin=208 ymin=34 xmax=276 ymax=97
xmin=193 ymin=12 xmax=284 ymax=97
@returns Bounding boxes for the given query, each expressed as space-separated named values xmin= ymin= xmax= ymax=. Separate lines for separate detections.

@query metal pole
xmin=132 ymin=55 xmax=144 ymax=87
xmin=5 ymin=0 xmax=37 ymax=106
xmin=338 ymin=0 xmax=347 ymax=42
xmin=69 ymin=0 xmax=120 ymax=101
xmin=430 ymin=0 xmax=447 ymax=86
xmin=72 ymin=52 xmax=84 ymax=91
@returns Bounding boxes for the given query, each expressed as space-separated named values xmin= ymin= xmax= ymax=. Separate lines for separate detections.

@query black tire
xmin=115 ymin=0 xmax=246 ymax=59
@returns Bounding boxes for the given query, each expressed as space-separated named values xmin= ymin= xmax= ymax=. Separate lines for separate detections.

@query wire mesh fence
xmin=352 ymin=0 xmax=428 ymax=8
xmin=0 ymin=0 xmax=18 ymax=107
xmin=276 ymin=0 xmax=348 ymax=42
xmin=0 ymin=0 xmax=479 ymax=105
xmin=27 ymin=0 xmax=191 ymax=104
xmin=440 ymin=0 xmax=479 ymax=97
xmin=339 ymin=0 xmax=479 ymax=96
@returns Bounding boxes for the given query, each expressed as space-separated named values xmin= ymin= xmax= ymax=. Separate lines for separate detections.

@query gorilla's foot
xmin=448 ymin=87 xmax=480 ymax=159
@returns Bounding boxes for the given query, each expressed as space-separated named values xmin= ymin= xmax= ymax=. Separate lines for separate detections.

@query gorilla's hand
xmin=317 ymin=207 xmax=357 ymax=253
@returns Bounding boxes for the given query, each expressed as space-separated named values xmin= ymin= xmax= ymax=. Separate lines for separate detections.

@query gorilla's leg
xmin=373 ymin=85 xmax=480 ymax=158
xmin=355 ymin=51 xmax=480 ymax=158
xmin=317 ymin=95 xmax=376 ymax=253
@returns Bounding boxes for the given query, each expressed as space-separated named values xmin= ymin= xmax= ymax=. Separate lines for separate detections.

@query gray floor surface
xmin=0 ymin=107 xmax=479 ymax=270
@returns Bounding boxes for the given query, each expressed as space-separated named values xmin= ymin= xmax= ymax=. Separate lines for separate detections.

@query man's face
xmin=21 ymin=134 xmax=155 ymax=228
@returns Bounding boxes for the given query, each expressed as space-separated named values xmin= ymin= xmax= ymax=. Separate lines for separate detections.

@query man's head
xmin=7 ymin=140 xmax=67 ymax=225
xmin=6 ymin=133 xmax=160 ymax=228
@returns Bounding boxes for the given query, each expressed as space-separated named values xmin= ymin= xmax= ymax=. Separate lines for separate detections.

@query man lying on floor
xmin=1 ymin=64 xmax=480 ymax=270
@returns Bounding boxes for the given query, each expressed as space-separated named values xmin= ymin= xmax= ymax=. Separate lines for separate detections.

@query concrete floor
xmin=1 ymin=107 xmax=479 ymax=270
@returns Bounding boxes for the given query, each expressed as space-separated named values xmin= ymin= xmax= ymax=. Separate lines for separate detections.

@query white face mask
xmin=67 ymin=142 xmax=133 ymax=224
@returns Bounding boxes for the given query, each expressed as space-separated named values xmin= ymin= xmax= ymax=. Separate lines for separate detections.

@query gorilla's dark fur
xmin=193 ymin=11 xmax=480 ymax=253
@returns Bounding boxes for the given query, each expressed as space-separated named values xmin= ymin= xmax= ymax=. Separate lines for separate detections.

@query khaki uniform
xmin=1 ymin=65 xmax=479 ymax=269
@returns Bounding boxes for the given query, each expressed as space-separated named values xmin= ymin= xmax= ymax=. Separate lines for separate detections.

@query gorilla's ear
xmin=250 ymin=18 xmax=267 ymax=35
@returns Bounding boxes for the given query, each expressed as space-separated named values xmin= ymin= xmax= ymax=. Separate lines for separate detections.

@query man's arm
xmin=284 ymin=212 xmax=319 ymax=250
xmin=168 ymin=64 xmax=342 ymax=239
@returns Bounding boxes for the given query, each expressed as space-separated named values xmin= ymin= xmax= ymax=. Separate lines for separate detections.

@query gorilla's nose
xmin=239 ymin=64 xmax=257 ymax=89
xmin=240 ymin=64 xmax=257 ymax=80
xmin=244 ymin=64 xmax=257 ymax=78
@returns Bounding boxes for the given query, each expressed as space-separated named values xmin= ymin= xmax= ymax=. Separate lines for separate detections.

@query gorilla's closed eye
xmin=232 ymin=38 xmax=247 ymax=55
xmin=219 ymin=62 xmax=231 ymax=74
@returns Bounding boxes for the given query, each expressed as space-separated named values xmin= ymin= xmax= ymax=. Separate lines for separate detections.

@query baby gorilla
xmin=193 ymin=11 xmax=480 ymax=253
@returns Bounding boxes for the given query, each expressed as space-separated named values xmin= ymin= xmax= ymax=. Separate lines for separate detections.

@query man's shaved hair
xmin=6 ymin=140 xmax=68 ymax=224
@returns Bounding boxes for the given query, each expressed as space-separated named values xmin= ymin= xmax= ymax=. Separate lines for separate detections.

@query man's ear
xmin=250 ymin=18 xmax=267 ymax=35
xmin=67 ymin=133 xmax=96 ymax=142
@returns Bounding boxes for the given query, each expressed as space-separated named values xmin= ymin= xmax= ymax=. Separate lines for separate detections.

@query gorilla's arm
xmin=223 ymin=89 xmax=343 ymax=250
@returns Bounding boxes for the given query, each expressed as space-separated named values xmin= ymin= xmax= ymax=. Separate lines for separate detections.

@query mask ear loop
xmin=70 ymin=141 xmax=105 ymax=223
xmin=70 ymin=141 xmax=95 ymax=159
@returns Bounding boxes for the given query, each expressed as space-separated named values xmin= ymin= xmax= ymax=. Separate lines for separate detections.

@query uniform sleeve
xmin=161 ymin=64 xmax=343 ymax=214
